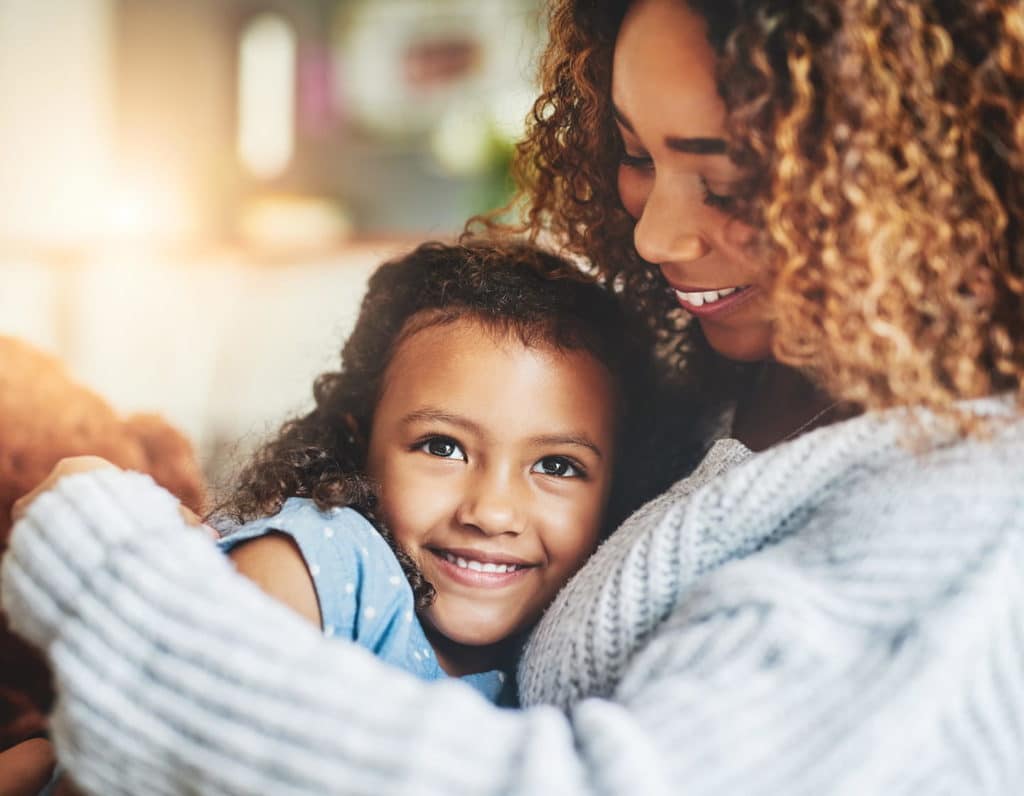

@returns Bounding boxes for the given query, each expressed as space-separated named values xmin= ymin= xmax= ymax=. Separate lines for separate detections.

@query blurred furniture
xmin=0 ymin=241 xmax=415 ymax=482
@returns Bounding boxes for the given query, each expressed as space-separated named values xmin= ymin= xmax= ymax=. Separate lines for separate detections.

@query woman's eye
xmin=619 ymin=151 xmax=653 ymax=169
xmin=531 ymin=456 xmax=583 ymax=478
xmin=419 ymin=437 xmax=466 ymax=461
xmin=700 ymin=176 xmax=735 ymax=211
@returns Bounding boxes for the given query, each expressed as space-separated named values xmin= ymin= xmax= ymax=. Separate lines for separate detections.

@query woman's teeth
xmin=442 ymin=552 xmax=522 ymax=573
xmin=674 ymin=286 xmax=743 ymax=307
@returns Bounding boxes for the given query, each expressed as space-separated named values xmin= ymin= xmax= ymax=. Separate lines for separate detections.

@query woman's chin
xmin=700 ymin=318 xmax=774 ymax=363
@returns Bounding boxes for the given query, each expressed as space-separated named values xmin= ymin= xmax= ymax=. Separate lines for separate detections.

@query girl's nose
xmin=455 ymin=470 xmax=524 ymax=537
xmin=632 ymin=181 xmax=710 ymax=266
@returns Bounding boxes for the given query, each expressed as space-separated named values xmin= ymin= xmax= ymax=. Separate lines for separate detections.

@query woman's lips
xmin=671 ymin=284 xmax=759 ymax=318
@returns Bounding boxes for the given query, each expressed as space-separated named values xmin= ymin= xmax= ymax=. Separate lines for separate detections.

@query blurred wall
xmin=0 ymin=243 xmax=411 ymax=484
xmin=0 ymin=0 xmax=542 ymax=484
xmin=0 ymin=0 xmax=116 ymax=249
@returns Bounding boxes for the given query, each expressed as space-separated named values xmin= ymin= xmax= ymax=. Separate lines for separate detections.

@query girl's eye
xmin=700 ymin=176 xmax=735 ymax=211
xmin=419 ymin=436 xmax=466 ymax=461
xmin=531 ymin=456 xmax=584 ymax=479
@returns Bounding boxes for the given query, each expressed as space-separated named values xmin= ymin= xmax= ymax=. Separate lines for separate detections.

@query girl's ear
xmin=342 ymin=412 xmax=365 ymax=449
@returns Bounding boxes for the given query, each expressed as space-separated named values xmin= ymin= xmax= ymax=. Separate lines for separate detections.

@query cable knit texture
xmin=3 ymin=397 xmax=1023 ymax=795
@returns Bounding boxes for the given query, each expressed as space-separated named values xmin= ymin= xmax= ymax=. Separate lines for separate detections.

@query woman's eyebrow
xmin=666 ymin=136 xmax=726 ymax=155
xmin=613 ymin=103 xmax=727 ymax=155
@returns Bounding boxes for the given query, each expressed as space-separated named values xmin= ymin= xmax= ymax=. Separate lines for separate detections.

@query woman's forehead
xmin=611 ymin=0 xmax=725 ymax=137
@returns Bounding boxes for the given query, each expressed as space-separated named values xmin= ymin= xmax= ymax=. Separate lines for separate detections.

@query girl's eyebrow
xmin=612 ymin=103 xmax=727 ymax=155
xmin=529 ymin=433 xmax=604 ymax=459
xmin=401 ymin=408 xmax=483 ymax=436
xmin=400 ymin=408 xmax=603 ymax=459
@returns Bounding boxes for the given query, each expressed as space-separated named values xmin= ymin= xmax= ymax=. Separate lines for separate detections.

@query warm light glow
xmin=0 ymin=0 xmax=116 ymax=248
xmin=237 ymin=13 xmax=297 ymax=180
xmin=102 ymin=174 xmax=195 ymax=245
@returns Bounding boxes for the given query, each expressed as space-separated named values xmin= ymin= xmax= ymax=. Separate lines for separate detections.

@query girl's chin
xmin=426 ymin=618 xmax=514 ymax=649
xmin=422 ymin=604 xmax=526 ymax=649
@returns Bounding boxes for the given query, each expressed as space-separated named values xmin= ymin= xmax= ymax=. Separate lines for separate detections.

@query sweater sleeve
xmin=4 ymin=449 xmax=1022 ymax=795
xmin=1 ymin=470 xmax=594 ymax=796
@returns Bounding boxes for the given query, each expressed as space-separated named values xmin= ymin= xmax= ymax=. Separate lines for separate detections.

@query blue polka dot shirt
xmin=219 ymin=498 xmax=508 ymax=703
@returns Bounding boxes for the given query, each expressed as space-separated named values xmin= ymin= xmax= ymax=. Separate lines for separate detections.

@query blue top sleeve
xmin=217 ymin=499 xmax=509 ymax=702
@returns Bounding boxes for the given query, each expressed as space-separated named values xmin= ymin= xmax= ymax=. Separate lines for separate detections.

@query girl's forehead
xmin=374 ymin=313 xmax=618 ymax=450
xmin=388 ymin=315 xmax=577 ymax=376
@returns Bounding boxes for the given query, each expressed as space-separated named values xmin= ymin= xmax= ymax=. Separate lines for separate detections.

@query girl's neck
xmin=421 ymin=622 xmax=521 ymax=677
xmin=731 ymin=361 xmax=849 ymax=451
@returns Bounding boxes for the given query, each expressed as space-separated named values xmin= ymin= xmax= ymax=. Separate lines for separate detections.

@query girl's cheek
xmin=548 ymin=491 xmax=604 ymax=562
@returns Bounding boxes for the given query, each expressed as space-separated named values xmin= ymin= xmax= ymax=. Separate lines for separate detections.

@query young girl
xmin=211 ymin=239 xmax=665 ymax=702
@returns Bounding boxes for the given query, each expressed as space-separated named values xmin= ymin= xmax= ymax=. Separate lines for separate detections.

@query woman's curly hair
xmin=510 ymin=0 xmax=1024 ymax=421
xmin=219 ymin=239 xmax=703 ymax=608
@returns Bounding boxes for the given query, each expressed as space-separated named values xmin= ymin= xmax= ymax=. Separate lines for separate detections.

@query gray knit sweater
xmin=3 ymin=397 xmax=1023 ymax=795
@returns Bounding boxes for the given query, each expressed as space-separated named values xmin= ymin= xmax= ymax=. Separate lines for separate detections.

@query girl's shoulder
xmin=218 ymin=499 xmax=420 ymax=651
xmin=218 ymin=498 xmax=384 ymax=554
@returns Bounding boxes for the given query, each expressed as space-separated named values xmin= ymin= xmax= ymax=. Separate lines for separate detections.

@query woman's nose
xmin=455 ymin=470 xmax=524 ymax=537
xmin=632 ymin=181 xmax=710 ymax=266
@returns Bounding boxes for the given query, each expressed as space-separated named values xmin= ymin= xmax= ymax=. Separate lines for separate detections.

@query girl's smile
xmin=428 ymin=547 xmax=536 ymax=587
xmin=365 ymin=315 xmax=617 ymax=675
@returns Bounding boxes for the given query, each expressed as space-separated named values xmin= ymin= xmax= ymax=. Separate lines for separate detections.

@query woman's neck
xmin=731 ymin=361 xmax=848 ymax=451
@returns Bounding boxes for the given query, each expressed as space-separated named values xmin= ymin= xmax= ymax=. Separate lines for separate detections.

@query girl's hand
xmin=11 ymin=455 xmax=117 ymax=524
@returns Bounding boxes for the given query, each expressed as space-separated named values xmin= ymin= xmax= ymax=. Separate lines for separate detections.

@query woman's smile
xmin=667 ymin=281 xmax=759 ymax=318
xmin=613 ymin=0 xmax=773 ymax=361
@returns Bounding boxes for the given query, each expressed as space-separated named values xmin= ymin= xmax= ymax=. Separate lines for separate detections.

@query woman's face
xmin=613 ymin=0 xmax=773 ymax=362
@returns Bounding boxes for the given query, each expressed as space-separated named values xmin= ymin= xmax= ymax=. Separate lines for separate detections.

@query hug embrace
xmin=4 ymin=0 xmax=1024 ymax=794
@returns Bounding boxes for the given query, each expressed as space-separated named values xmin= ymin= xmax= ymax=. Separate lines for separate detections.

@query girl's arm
xmin=227 ymin=534 xmax=323 ymax=628
xmin=0 ymin=737 xmax=56 ymax=796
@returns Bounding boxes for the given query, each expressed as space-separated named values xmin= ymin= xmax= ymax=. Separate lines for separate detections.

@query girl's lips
xmin=431 ymin=547 xmax=534 ymax=567
xmin=672 ymin=284 xmax=760 ymax=319
xmin=427 ymin=549 xmax=535 ymax=589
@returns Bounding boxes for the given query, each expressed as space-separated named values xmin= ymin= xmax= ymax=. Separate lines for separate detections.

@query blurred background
xmin=0 ymin=0 xmax=546 ymax=484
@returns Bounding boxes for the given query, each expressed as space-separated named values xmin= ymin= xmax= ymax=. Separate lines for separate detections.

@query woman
xmin=4 ymin=1 xmax=1024 ymax=793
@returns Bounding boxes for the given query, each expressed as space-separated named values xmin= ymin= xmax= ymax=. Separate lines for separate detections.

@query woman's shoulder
xmin=519 ymin=398 xmax=1023 ymax=709
xmin=819 ymin=398 xmax=1024 ymax=514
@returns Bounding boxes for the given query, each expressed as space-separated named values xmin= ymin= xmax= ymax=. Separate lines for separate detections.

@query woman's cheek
xmin=617 ymin=165 xmax=648 ymax=220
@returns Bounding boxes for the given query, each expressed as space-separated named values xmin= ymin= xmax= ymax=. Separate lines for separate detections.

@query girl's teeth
xmin=675 ymin=286 xmax=741 ymax=307
xmin=442 ymin=552 xmax=518 ymax=573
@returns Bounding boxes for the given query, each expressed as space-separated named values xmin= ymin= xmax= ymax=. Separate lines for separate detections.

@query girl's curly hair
xmin=219 ymin=239 xmax=704 ymax=608
xmin=510 ymin=0 xmax=1024 ymax=421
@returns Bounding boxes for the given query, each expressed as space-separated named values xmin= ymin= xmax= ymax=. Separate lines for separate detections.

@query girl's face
xmin=613 ymin=0 xmax=772 ymax=362
xmin=365 ymin=316 xmax=616 ymax=674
